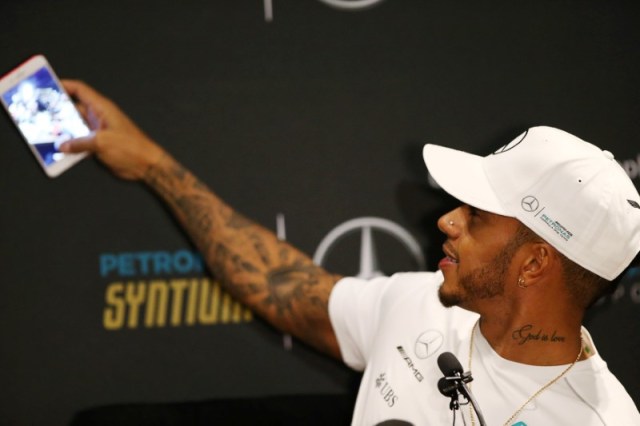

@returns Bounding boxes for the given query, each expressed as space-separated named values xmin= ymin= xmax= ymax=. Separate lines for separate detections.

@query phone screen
xmin=1 ymin=65 xmax=90 ymax=166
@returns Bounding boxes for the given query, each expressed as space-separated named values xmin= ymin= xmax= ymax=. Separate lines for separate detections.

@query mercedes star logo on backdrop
xmin=313 ymin=217 xmax=426 ymax=279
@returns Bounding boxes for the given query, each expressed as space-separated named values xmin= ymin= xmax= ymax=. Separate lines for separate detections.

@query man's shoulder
xmin=333 ymin=270 xmax=443 ymax=306
xmin=567 ymin=357 xmax=640 ymax=422
xmin=389 ymin=270 xmax=444 ymax=283
xmin=336 ymin=270 xmax=443 ymax=288
xmin=338 ymin=271 xmax=451 ymax=321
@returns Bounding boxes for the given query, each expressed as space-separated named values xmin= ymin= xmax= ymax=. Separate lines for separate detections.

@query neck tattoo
xmin=467 ymin=319 xmax=583 ymax=426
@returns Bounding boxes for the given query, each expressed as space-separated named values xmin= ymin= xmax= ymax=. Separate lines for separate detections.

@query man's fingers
xmin=62 ymin=79 xmax=108 ymax=107
xmin=59 ymin=132 xmax=98 ymax=153
xmin=62 ymin=79 xmax=95 ymax=100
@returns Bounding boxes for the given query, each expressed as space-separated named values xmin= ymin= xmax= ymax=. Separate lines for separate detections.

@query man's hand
xmin=59 ymin=80 xmax=165 ymax=181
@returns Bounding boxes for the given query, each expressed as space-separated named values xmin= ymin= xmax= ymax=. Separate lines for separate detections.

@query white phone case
xmin=0 ymin=54 xmax=90 ymax=177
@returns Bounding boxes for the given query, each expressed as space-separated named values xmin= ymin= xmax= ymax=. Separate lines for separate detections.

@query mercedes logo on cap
xmin=521 ymin=195 xmax=540 ymax=213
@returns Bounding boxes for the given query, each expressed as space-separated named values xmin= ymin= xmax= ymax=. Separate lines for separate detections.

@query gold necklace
xmin=467 ymin=319 xmax=583 ymax=426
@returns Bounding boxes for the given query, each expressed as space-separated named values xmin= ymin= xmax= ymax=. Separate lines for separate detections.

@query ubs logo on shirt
xmin=375 ymin=373 xmax=399 ymax=407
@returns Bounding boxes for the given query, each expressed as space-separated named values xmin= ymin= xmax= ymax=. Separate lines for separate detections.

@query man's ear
xmin=520 ymin=242 xmax=554 ymax=283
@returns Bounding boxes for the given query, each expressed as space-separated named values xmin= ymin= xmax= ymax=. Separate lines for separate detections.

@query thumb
xmin=59 ymin=132 xmax=97 ymax=153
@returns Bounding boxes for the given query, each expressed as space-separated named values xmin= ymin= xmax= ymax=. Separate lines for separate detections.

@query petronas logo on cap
xmin=628 ymin=199 xmax=640 ymax=209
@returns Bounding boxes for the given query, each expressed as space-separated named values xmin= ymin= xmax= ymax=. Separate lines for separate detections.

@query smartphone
xmin=0 ymin=55 xmax=91 ymax=177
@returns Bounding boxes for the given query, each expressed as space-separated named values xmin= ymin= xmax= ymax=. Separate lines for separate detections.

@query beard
xmin=438 ymin=238 xmax=518 ymax=308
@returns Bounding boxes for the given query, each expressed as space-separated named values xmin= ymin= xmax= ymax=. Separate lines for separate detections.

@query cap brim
xmin=423 ymin=144 xmax=508 ymax=216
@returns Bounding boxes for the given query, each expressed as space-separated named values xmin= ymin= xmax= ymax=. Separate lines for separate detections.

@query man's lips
xmin=439 ymin=257 xmax=458 ymax=268
xmin=439 ymin=242 xmax=459 ymax=268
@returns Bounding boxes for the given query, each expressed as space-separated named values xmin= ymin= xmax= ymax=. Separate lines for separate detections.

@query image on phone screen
xmin=1 ymin=65 xmax=90 ymax=167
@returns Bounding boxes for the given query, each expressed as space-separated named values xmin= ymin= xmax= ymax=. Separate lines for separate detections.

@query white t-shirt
xmin=328 ymin=271 xmax=640 ymax=426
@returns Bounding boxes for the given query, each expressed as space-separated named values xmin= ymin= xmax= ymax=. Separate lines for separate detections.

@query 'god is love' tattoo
xmin=512 ymin=324 xmax=566 ymax=345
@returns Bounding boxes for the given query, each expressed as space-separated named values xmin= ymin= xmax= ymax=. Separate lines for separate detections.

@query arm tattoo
xmin=145 ymin=161 xmax=217 ymax=254
xmin=144 ymin=158 xmax=339 ymax=349
xmin=264 ymin=262 xmax=322 ymax=315
xmin=227 ymin=211 xmax=252 ymax=229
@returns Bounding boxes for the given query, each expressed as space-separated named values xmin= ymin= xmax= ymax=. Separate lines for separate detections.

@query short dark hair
xmin=556 ymin=251 xmax=610 ymax=309
xmin=513 ymin=224 xmax=611 ymax=309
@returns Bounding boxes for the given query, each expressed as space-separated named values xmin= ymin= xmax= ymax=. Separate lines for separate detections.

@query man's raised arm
xmin=60 ymin=80 xmax=342 ymax=358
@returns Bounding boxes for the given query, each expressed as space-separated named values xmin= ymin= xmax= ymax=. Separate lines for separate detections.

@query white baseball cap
xmin=423 ymin=126 xmax=640 ymax=280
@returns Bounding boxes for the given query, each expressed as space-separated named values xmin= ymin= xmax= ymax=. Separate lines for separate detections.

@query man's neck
xmin=477 ymin=315 xmax=589 ymax=365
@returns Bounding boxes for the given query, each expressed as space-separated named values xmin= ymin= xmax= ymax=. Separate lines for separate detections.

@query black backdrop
xmin=1 ymin=1 xmax=639 ymax=424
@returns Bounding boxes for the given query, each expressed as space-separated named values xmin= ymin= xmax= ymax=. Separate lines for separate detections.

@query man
xmin=60 ymin=80 xmax=640 ymax=425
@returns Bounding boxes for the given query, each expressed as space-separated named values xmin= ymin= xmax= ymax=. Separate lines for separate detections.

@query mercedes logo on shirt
xmin=414 ymin=330 xmax=444 ymax=359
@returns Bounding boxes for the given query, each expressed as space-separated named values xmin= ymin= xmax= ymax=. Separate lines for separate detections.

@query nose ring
xmin=448 ymin=220 xmax=454 ymax=226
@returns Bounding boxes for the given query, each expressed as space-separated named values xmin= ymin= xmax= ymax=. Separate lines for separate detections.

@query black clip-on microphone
xmin=437 ymin=351 xmax=487 ymax=426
